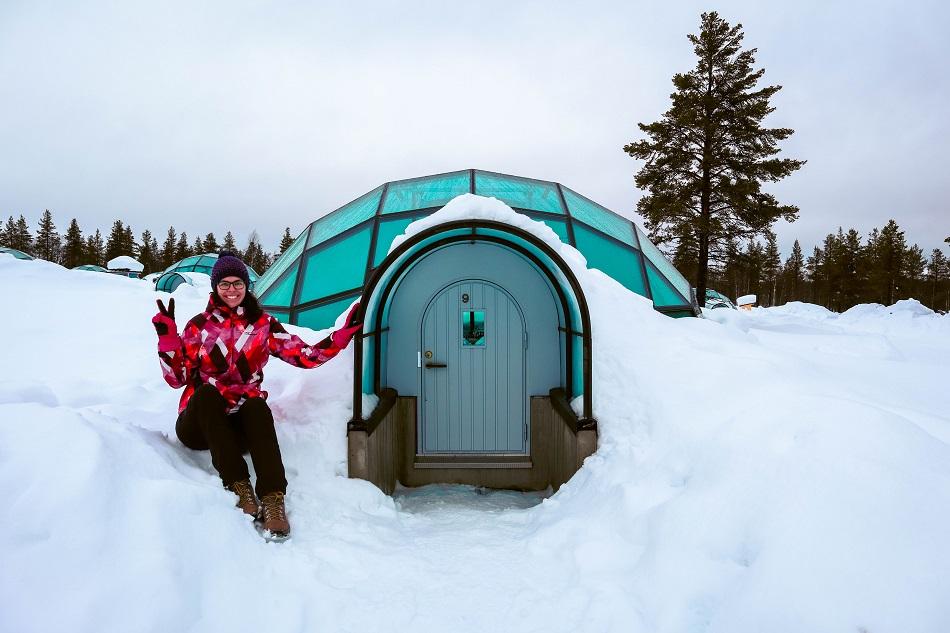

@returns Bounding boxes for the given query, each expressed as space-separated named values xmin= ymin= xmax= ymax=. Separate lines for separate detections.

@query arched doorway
xmin=420 ymin=279 xmax=528 ymax=455
xmin=347 ymin=219 xmax=597 ymax=494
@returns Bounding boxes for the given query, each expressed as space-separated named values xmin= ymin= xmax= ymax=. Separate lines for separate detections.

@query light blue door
xmin=421 ymin=280 xmax=527 ymax=454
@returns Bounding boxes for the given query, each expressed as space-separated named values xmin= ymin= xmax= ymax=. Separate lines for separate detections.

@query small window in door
xmin=461 ymin=310 xmax=485 ymax=346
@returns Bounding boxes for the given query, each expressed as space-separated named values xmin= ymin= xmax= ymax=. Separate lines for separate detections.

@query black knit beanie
xmin=211 ymin=251 xmax=250 ymax=288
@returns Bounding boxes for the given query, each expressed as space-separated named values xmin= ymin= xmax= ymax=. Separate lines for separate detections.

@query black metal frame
xmin=352 ymin=219 xmax=595 ymax=425
xmin=347 ymin=387 xmax=397 ymax=435
xmin=549 ymin=388 xmax=596 ymax=434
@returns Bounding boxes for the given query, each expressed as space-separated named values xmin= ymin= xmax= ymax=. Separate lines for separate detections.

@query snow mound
xmin=1 ymin=202 xmax=950 ymax=633
xmin=764 ymin=300 xmax=838 ymax=320
xmin=842 ymin=298 xmax=935 ymax=319
xmin=107 ymin=255 xmax=144 ymax=271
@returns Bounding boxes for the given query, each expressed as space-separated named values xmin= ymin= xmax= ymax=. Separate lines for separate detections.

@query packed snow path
xmin=2 ymin=202 xmax=949 ymax=633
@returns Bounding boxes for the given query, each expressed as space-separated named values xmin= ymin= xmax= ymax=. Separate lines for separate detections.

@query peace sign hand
xmin=153 ymin=298 xmax=178 ymax=337
xmin=156 ymin=298 xmax=175 ymax=319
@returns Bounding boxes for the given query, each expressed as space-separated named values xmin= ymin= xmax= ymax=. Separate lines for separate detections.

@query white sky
xmin=1 ymin=0 xmax=947 ymax=257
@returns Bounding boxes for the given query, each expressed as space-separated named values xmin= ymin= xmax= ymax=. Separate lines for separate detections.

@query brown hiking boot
xmin=228 ymin=479 xmax=259 ymax=517
xmin=259 ymin=492 xmax=290 ymax=537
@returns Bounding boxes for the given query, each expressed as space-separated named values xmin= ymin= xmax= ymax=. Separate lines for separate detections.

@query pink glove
xmin=152 ymin=298 xmax=180 ymax=352
xmin=331 ymin=302 xmax=362 ymax=349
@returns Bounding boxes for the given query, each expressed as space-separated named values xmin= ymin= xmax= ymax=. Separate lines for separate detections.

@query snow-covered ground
xmin=2 ymin=201 xmax=949 ymax=633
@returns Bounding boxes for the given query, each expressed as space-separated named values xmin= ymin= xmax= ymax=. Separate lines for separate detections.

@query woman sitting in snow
xmin=151 ymin=251 xmax=360 ymax=539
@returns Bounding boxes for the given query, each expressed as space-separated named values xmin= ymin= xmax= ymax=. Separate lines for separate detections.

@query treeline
xmin=0 ymin=210 xmax=296 ymax=275
xmin=675 ymin=219 xmax=950 ymax=312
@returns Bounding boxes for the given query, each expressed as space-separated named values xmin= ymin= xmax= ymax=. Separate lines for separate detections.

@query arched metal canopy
xmin=352 ymin=219 xmax=594 ymax=422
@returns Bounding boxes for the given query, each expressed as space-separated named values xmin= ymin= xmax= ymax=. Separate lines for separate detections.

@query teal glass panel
xmin=297 ymin=225 xmax=372 ymax=304
xmin=461 ymin=311 xmax=485 ymax=346
xmin=561 ymin=187 xmax=635 ymax=246
xmin=573 ymin=224 xmax=648 ymax=298
xmin=156 ymin=273 xmax=186 ymax=293
xmin=376 ymin=329 xmax=388 ymax=392
xmin=268 ymin=309 xmax=290 ymax=324
xmin=381 ymin=171 xmax=470 ymax=215
xmin=571 ymin=333 xmax=584 ymax=399
xmin=558 ymin=329 xmax=567 ymax=388
xmin=177 ymin=255 xmax=201 ymax=269
xmin=663 ymin=309 xmax=695 ymax=318
xmin=539 ymin=217 xmax=570 ymax=244
xmin=635 ymin=225 xmax=693 ymax=300
xmin=308 ymin=186 xmax=383 ymax=249
xmin=197 ymin=255 xmax=217 ymax=268
xmin=259 ymin=261 xmax=299 ymax=308
xmin=373 ymin=215 xmax=425 ymax=266
xmin=1 ymin=247 xmax=33 ymax=260
xmin=296 ymin=294 xmax=360 ymax=332
xmin=474 ymin=172 xmax=564 ymax=214
xmin=255 ymin=228 xmax=308 ymax=297
xmin=645 ymin=261 xmax=689 ymax=307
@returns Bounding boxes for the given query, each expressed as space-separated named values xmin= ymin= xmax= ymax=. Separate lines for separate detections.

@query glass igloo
xmin=255 ymin=169 xmax=698 ymax=330
xmin=155 ymin=253 xmax=260 ymax=293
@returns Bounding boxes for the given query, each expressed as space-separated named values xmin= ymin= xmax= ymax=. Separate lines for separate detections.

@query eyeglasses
xmin=217 ymin=280 xmax=246 ymax=290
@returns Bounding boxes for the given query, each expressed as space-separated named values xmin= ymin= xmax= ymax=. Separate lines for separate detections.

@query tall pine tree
xmin=762 ymin=233 xmax=781 ymax=306
xmin=242 ymin=231 xmax=267 ymax=273
xmin=104 ymin=220 xmax=127 ymax=262
xmin=624 ymin=11 xmax=804 ymax=306
xmin=806 ymin=246 xmax=823 ymax=305
xmin=222 ymin=231 xmax=237 ymax=253
xmin=838 ymin=228 xmax=864 ymax=309
xmin=202 ymin=232 xmax=219 ymax=253
xmin=0 ymin=216 xmax=14 ymax=248
xmin=783 ymin=239 xmax=805 ymax=302
xmin=928 ymin=248 xmax=948 ymax=311
xmin=123 ymin=224 xmax=137 ymax=258
xmin=904 ymin=245 xmax=927 ymax=301
xmin=160 ymin=227 xmax=177 ymax=269
xmin=139 ymin=229 xmax=158 ymax=273
xmin=10 ymin=215 xmax=34 ymax=254
xmin=278 ymin=227 xmax=294 ymax=255
xmin=85 ymin=229 xmax=105 ymax=266
xmin=174 ymin=231 xmax=191 ymax=261
xmin=867 ymin=220 xmax=906 ymax=305
xmin=62 ymin=219 xmax=85 ymax=268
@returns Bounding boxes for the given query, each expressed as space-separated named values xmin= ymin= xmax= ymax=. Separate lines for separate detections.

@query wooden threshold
xmin=413 ymin=454 xmax=533 ymax=469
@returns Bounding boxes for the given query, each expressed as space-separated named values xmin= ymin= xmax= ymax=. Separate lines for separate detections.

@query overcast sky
xmin=1 ymin=0 xmax=947 ymax=258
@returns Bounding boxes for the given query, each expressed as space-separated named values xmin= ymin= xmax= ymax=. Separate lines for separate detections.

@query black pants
xmin=176 ymin=384 xmax=287 ymax=499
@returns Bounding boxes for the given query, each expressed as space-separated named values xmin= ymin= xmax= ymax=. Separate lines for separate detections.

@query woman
xmin=152 ymin=251 xmax=360 ymax=538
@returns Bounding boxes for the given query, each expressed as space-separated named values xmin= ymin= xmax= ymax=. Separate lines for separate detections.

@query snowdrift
xmin=1 ymin=203 xmax=949 ymax=633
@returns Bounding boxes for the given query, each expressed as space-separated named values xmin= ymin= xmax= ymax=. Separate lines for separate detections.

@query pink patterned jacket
xmin=159 ymin=294 xmax=355 ymax=414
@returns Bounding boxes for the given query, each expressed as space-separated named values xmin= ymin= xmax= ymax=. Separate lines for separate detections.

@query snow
xmin=107 ymin=255 xmax=144 ymax=272
xmin=2 ymin=197 xmax=950 ymax=633
xmin=176 ymin=270 xmax=213 ymax=289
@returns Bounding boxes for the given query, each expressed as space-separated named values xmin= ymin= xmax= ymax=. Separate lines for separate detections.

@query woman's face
xmin=217 ymin=275 xmax=246 ymax=309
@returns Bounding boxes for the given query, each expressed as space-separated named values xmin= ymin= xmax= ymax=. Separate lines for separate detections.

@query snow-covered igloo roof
xmin=255 ymin=169 xmax=699 ymax=331
xmin=107 ymin=255 xmax=144 ymax=272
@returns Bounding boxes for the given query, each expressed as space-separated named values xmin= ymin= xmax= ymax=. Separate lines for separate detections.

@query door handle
xmin=425 ymin=362 xmax=447 ymax=368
